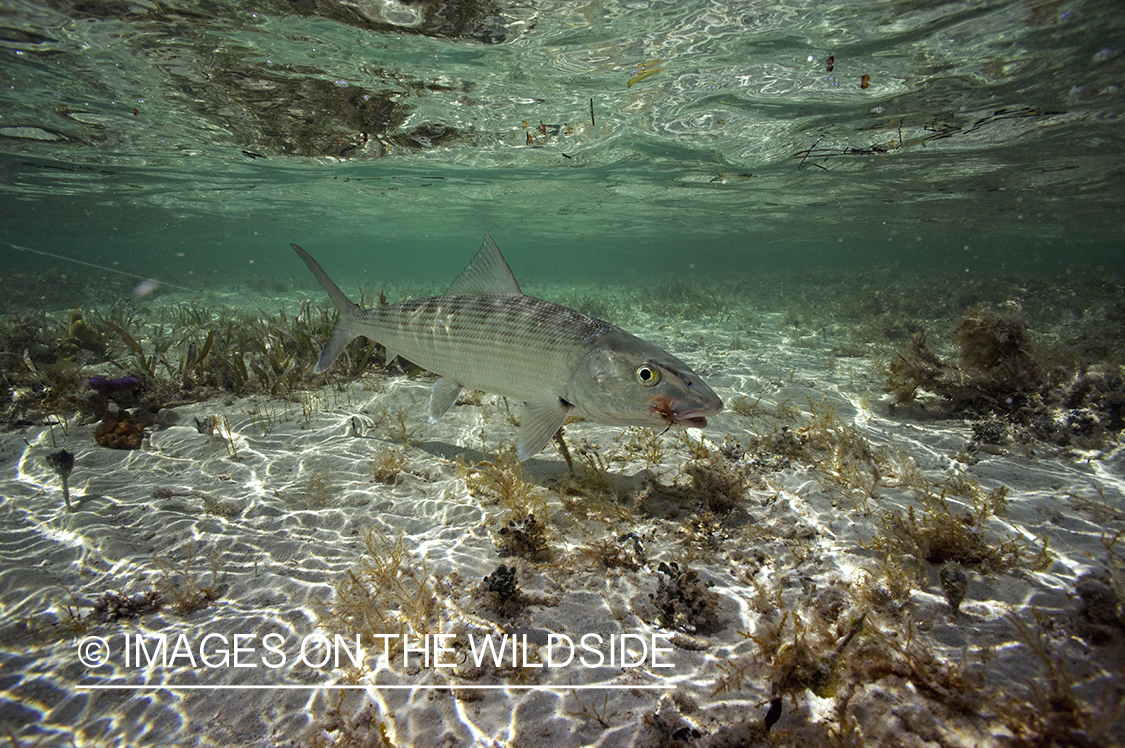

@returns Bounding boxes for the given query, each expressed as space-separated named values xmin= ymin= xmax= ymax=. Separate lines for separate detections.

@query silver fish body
xmin=292 ymin=235 xmax=722 ymax=460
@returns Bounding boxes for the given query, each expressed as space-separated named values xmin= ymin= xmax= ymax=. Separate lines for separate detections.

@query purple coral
xmin=88 ymin=376 xmax=140 ymax=398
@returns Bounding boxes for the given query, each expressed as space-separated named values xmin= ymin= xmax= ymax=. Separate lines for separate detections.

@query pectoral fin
xmin=429 ymin=378 xmax=463 ymax=423
xmin=517 ymin=399 xmax=573 ymax=461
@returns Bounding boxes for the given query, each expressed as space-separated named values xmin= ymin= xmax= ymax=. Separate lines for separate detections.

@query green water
xmin=3 ymin=4 xmax=1125 ymax=746
xmin=2 ymin=0 xmax=1122 ymax=292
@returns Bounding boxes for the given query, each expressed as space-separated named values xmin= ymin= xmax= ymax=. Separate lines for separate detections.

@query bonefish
xmin=292 ymin=236 xmax=722 ymax=460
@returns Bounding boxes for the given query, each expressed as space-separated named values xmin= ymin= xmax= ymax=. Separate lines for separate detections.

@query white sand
xmin=2 ymin=297 xmax=1123 ymax=747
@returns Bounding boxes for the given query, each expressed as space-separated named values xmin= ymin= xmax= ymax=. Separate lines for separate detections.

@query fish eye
xmin=635 ymin=363 xmax=660 ymax=387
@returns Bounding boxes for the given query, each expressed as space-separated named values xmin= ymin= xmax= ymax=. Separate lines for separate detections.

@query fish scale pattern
xmin=352 ymin=293 xmax=616 ymax=400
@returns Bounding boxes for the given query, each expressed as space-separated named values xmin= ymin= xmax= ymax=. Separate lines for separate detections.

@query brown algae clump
xmin=868 ymin=482 xmax=1048 ymax=577
xmin=885 ymin=302 xmax=1039 ymax=411
xmin=651 ymin=561 xmax=722 ymax=634
xmin=322 ymin=528 xmax=437 ymax=657
xmin=496 ymin=514 xmax=548 ymax=559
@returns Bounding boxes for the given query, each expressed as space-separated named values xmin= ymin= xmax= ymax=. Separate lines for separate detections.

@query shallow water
xmin=2 ymin=0 xmax=1123 ymax=282
xmin=1 ymin=1 xmax=1124 ymax=747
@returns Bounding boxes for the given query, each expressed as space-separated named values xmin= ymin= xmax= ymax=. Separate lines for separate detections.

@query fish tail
xmin=310 ymin=313 xmax=359 ymax=374
xmin=291 ymin=243 xmax=361 ymax=374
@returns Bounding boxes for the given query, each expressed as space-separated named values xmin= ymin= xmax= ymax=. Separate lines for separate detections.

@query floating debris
xmin=628 ymin=59 xmax=662 ymax=88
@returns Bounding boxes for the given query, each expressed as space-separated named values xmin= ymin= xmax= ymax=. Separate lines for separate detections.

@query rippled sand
xmin=2 ymin=291 xmax=1123 ymax=747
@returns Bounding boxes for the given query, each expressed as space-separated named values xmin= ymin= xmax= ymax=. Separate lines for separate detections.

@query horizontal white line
xmin=77 ymin=684 xmax=674 ymax=691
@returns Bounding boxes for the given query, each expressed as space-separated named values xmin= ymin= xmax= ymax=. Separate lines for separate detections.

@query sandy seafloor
xmin=2 ymin=280 xmax=1123 ymax=748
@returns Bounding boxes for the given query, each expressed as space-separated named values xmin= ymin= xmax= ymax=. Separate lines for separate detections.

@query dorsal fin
xmin=445 ymin=234 xmax=522 ymax=296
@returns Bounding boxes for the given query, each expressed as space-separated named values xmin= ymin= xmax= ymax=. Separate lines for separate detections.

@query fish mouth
xmin=672 ymin=409 xmax=717 ymax=429
xmin=650 ymin=395 xmax=722 ymax=428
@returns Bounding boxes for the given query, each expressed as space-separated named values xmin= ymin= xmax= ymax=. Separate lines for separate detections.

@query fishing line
xmin=8 ymin=242 xmax=205 ymax=296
